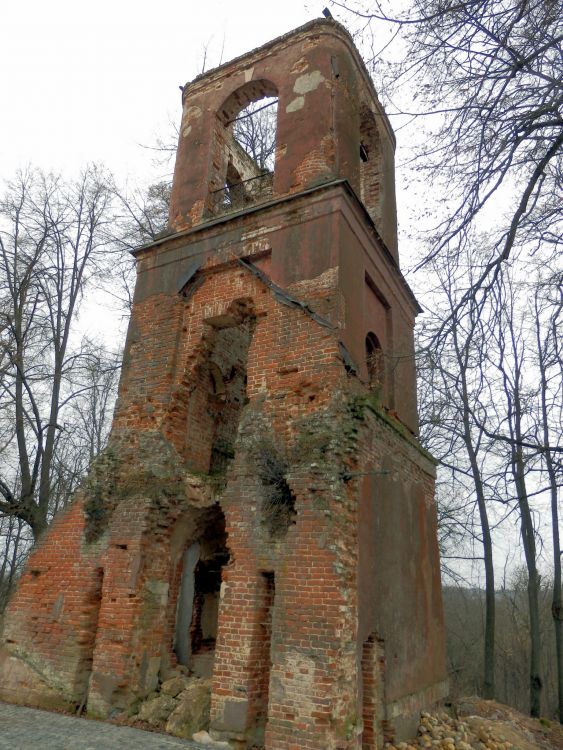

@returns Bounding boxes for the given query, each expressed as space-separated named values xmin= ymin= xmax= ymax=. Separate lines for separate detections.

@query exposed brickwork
xmin=0 ymin=17 xmax=447 ymax=750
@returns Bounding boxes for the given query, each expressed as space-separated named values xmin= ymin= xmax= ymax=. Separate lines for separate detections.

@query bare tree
xmin=534 ymin=274 xmax=563 ymax=720
xmin=232 ymin=98 xmax=278 ymax=172
xmin=0 ymin=167 xmax=118 ymax=540
xmin=484 ymin=273 xmax=544 ymax=717
xmin=332 ymin=0 xmax=562 ymax=324
xmin=0 ymin=514 xmax=28 ymax=612
xmin=418 ymin=251 xmax=500 ymax=699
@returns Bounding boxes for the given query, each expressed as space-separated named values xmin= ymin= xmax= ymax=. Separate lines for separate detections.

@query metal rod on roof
xmin=225 ymin=99 xmax=278 ymax=126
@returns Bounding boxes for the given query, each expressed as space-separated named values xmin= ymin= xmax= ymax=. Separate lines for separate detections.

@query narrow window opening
xmin=366 ymin=333 xmax=384 ymax=394
xmin=254 ymin=572 xmax=275 ymax=741
xmin=208 ymin=362 xmax=226 ymax=402
xmin=208 ymin=317 xmax=255 ymax=476
xmin=361 ymin=634 xmax=385 ymax=749
xmin=75 ymin=567 xmax=104 ymax=712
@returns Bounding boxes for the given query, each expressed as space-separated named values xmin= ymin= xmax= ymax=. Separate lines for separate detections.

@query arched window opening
xmin=366 ymin=333 xmax=384 ymax=393
xmin=232 ymin=97 xmax=278 ymax=173
xmin=359 ymin=106 xmax=383 ymax=226
xmin=209 ymin=80 xmax=279 ymax=216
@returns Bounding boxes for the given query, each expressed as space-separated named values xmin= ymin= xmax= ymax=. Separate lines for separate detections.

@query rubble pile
xmin=131 ymin=673 xmax=212 ymax=740
xmin=386 ymin=711 xmax=514 ymax=750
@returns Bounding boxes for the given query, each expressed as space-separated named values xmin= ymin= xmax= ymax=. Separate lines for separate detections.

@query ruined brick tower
xmin=0 ymin=19 xmax=447 ymax=750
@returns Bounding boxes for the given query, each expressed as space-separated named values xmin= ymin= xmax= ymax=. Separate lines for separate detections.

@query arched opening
xmin=359 ymin=105 xmax=383 ymax=227
xmin=366 ymin=332 xmax=384 ymax=394
xmin=174 ymin=505 xmax=229 ymax=678
xmin=232 ymin=97 xmax=278 ymax=172
xmin=208 ymin=80 xmax=279 ymax=216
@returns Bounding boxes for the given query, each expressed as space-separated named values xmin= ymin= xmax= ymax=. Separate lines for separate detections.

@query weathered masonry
xmin=0 ymin=19 xmax=447 ymax=750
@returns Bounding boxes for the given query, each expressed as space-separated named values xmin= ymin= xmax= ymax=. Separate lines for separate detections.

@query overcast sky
xmin=1 ymin=0 xmax=325 ymax=334
xmin=1 ymin=0 xmax=319 ymax=183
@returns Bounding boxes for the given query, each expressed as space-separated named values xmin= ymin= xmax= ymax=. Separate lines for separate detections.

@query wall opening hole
xmin=75 ymin=567 xmax=104 ymax=706
xmin=219 ymin=98 xmax=278 ymax=211
xmin=232 ymin=97 xmax=278 ymax=172
xmin=184 ymin=299 xmax=256 ymax=476
xmin=254 ymin=443 xmax=296 ymax=538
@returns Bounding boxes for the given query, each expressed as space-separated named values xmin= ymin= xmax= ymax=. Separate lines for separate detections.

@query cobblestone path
xmin=0 ymin=702 xmax=206 ymax=749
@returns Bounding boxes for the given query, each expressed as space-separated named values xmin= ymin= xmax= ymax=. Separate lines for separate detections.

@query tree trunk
xmin=536 ymin=299 xmax=563 ymax=722
xmin=513 ymin=445 xmax=542 ymax=717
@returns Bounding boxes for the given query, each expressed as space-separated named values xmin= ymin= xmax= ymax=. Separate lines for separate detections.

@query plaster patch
xmin=184 ymin=105 xmax=202 ymax=121
xmin=244 ymin=67 xmax=254 ymax=82
xmin=286 ymin=96 xmax=305 ymax=113
xmin=145 ymin=579 xmax=169 ymax=606
xmin=293 ymin=70 xmax=325 ymax=95
xmin=182 ymin=105 xmax=202 ymax=137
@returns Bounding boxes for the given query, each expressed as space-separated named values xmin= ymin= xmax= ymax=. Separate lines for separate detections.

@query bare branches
xmin=335 ymin=0 xmax=562 ymax=329
xmin=0 ymin=167 xmax=121 ymax=540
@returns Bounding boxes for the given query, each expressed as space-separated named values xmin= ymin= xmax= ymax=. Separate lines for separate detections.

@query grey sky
xmin=1 ymin=0 xmax=315 ymax=181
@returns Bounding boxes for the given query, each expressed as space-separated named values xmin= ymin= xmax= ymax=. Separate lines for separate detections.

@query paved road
xmin=0 ymin=702 xmax=207 ymax=750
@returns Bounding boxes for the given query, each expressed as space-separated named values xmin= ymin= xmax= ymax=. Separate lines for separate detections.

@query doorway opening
xmin=174 ymin=506 xmax=229 ymax=677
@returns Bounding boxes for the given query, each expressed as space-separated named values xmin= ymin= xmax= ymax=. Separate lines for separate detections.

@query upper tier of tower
xmin=168 ymin=19 xmax=399 ymax=262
